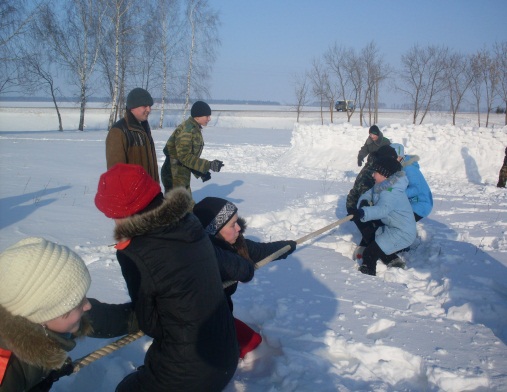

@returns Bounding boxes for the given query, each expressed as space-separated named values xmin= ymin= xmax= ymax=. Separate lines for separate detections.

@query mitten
xmin=359 ymin=199 xmax=370 ymax=208
xmin=201 ymin=172 xmax=211 ymax=182
xmin=209 ymin=160 xmax=224 ymax=172
xmin=279 ymin=240 xmax=297 ymax=259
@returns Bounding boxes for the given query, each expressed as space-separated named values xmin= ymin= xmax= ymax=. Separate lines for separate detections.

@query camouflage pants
xmin=498 ymin=163 xmax=507 ymax=188
xmin=346 ymin=165 xmax=375 ymax=213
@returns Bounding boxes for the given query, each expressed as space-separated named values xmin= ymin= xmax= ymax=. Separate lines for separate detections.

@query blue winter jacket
xmin=402 ymin=155 xmax=433 ymax=218
xmin=357 ymin=171 xmax=417 ymax=255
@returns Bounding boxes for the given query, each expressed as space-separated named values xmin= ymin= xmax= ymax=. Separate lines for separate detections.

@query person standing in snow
xmin=161 ymin=101 xmax=224 ymax=198
xmin=346 ymin=126 xmax=391 ymax=215
xmin=105 ymin=88 xmax=159 ymax=183
xmin=0 ymin=237 xmax=138 ymax=392
xmin=193 ymin=197 xmax=297 ymax=359
xmin=497 ymin=147 xmax=507 ymax=188
xmin=390 ymin=143 xmax=433 ymax=221
xmin=94 ymin=164 xmax=238 ymax=392
xmin=349 ymin=156 xmax=416 ymax=276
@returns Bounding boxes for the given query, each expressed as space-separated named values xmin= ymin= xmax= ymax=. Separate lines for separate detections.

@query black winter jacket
xmin=210 ymin=217 xmax=296 ymax=312
xmin=114 ymin=188 xmax=238 ymax=392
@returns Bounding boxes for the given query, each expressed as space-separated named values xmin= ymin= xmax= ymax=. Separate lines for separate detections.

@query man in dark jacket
xmin=95 ymin=164 xmax=238 ymax=392
xmin=106 ymin=88 xmax=159 ymax=183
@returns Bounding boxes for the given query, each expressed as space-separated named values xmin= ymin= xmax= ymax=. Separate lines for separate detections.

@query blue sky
xmin=208 ymin=0 xmax=507 ymax=105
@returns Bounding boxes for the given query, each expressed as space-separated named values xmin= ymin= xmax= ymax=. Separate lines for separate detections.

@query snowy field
xmin=0 ymin=104 xmax=506 ymax=391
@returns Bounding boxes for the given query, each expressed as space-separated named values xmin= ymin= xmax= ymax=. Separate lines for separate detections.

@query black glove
xmin=358 ymin=158 xmax=363 ymax=167
xmin=359 ymin=199 xmax=370 ymax=208
xmin=201 ymin=172 xmax=211 ymax=182
xmin=279 ymin=240 xmax=297 ymax=259
xmin=209 ymin=160 xmax=224 ymax=172
xmin=349 ymin=208 xmax=365 ymax=221
xmin=35 ymin=357 xmax=74 ymax=390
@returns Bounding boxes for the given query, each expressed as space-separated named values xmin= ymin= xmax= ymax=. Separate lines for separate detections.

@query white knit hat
xmin=0 ymin=237 xmax=91 ymax=323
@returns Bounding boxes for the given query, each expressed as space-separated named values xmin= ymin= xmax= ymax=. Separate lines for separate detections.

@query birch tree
xmin=444 ymin=52 xmax=473 ymax=126
xmin=37 ymin=0 xmax=103 ymax=131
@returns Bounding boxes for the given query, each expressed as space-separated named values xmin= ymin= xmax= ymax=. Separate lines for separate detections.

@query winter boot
xmin=386 ymin=257 xmax=406 ymax=269
xmin=352 ymin=245 xmax=365 ymax=261
xmin=234 ymin=318 xmax=262 ymax=359
xmin=359 ymin=264 xmax=376 ymax=276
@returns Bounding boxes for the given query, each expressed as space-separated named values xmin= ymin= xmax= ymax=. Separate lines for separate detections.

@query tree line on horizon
xmin=1 ymin=0 xmax=219 ymax=131
xmin=1 ymin=1 xmax=506 ymax=131
xmin=293 ymin=41 xmax=507 ymax=128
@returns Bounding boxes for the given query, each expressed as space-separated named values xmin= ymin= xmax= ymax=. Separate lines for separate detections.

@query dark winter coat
xmin=357 ymin=130 xmax=391 ymax=165
xmin=113 ymin=188 xmax=238 ymax=392
xmin=210 ymin=217 xmax=296 ymax=312
xmin=497 ymin=147 xmax=507 ymax=188
xmin=106 ymin=110 xmax=159 ymax=182
xmin=0 ymin=299 xmax=137 ymax=392
xmin=162 ymin=117 xmax=211 ymax=193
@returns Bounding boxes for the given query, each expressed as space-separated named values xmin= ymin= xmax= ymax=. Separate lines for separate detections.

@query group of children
xmin=347 ymin=125 xmax=434 ymax=276
xmin=1 ymin=108 xmax=443 ymax=390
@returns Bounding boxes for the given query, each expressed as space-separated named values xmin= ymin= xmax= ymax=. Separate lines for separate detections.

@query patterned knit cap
xmin=371 ymin=156 xmax=401 ymax=178
xmin=193 ymin=197 xmax=238 ymax=236
xmin=0 ymin=237 xmax=91 ymax=323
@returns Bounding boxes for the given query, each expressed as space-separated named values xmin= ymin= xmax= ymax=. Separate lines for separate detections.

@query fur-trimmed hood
xmin=402 ymin=154 xmax=420 ymax=168
xmin=0 ymin=304 xmax=92 ymax=370
xmin=114 ymin=187 xmax=193 ymax=242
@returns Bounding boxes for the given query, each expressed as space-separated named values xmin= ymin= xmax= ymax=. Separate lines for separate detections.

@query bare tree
xmin=445 ymin=52 xmax=474 ymax=125
xmin=293 ymin=72 xmax=309 ymax=123
xmin=324 ymin=44 xmax=357 ymax=122
xmin=156 ymin=0 xmax=184 ymax=129
xmin=36 ymin=0 xmax=104 ymax=131
xmin=472 ymin=48 xmax=499 ymax=127
xmin=398 ymin=44 xmax=449 ymax=124
xmin=0 ymin=0 xmax=47 ymax=94
xmin=17 ymin=44 xmax=63 ymax=130
xmin=493 ymin=41 xmax=507 ymax=125
xmin=309 ymin=59 xmax=329 ymax=125
xmin=97 ymin=0 xmax=136 ymax=128
xmin=182 ymin=0 xmax=220 ymax=119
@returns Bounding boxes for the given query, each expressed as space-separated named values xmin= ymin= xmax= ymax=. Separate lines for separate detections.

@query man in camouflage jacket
xmin=161 ymin=101 xmax=223 ymax=199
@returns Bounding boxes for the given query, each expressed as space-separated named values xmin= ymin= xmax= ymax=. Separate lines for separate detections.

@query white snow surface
xmin=0 ymin=105 xmax=506 ymax=391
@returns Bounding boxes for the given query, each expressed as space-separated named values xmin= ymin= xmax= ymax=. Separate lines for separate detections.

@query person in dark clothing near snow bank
xmin=94 ymin=164 xmax=238 ymax=392
xmin=356 ymin=125 xmax=391 ymax=168
xmin=193 ymin=197 xmax=296 ymax=359
xmin=0 ymin=237 xmax=138 ymax=392
xmin=497 ymin=147 xmax=507 ymax=188
xmin=106 ymin=88 xmax=159 ymax=183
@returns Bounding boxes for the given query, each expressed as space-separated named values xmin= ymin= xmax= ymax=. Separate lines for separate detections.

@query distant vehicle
xmin=335 ymin=100 xmax=355 ymax=112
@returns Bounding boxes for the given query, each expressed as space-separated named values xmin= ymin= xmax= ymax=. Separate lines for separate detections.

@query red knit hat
xmin=95 ymin=163 xmax=161 ymax=219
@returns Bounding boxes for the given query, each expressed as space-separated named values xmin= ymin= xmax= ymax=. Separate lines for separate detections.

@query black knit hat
xmin=369 ymin=125 xmax=380 ymax=136
xmin=193 ymin=197 xmax=238 ymax=236
xmin=191 ymin=101 xmax=211 ymax=117
xmin=126 ymin=88 xmax=154 ymax=109
xmin=371 ymin=156 xmax=401 ymax=178
xmin=372 ymin=145 xmax=397 ymax=161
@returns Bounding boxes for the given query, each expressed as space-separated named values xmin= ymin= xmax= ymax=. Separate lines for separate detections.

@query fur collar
xmin=402 ymin=155 xmax=420 ymax=168
xmin=114 ymin=187 xmax=192 ymax=242
xmin=372 ymin=171 xmax=406 ymax=195
xmin=0 ymin=304 xmax=92 ymax=370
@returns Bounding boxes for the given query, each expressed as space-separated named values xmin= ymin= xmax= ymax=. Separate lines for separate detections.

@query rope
xmin=72 ymin=215 xmax=353 ymax=372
